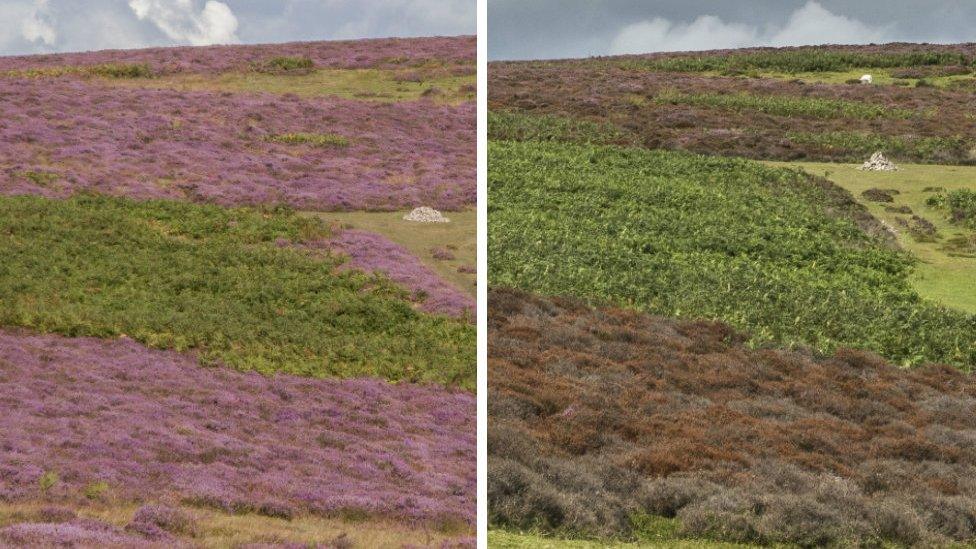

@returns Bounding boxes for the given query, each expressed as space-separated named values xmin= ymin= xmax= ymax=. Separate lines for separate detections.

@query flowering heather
xmin=0 ymin=78 xmax=474 ymax=211
xmin=0 ymin=36 xmax=474 ymax=75
xmin=0 ymin=330 xmax=476 ymax=528
xmin=0 ymin=518 xmax=160 ymax=548
xmin=329 ymin=230 xmax=475 ymax=319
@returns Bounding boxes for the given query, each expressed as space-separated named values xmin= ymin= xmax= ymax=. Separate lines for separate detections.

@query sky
xmin=490 ymin=0 xmax=976 ymax=60
xmin=0 ymin=0 xmax=475 ymax=56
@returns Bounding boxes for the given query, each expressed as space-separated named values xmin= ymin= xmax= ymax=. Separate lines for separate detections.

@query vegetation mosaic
xmin=489 ymin=42 xmax=976 ymax=547
xmin=0 ymin=36 xmax=476 ymax=547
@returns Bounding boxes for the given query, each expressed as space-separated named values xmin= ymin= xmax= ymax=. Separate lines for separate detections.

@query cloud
xmin=22 ymin=0 xmax=56 ymax=46
xmin=610 ymin=1 xmax=891 ymax=55
xmin=127 ymin=0 xmax=239 ymax=46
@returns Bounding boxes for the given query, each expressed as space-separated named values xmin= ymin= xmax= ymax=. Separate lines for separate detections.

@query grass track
xmin=488 ymin=530 xmax=760 ymax=548
xmin=767 ymin=161 xmax=976 ymax=314
xmin=314 ymin=209 xmax=476 ymax=297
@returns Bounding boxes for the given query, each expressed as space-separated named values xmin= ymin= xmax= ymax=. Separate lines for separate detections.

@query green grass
xmin=655 ymin=89 xmax=913 ymax=119
xmin=313 ymin=209 xmax=476 ymax=298
xmin=105 ymin=67 xmax=476 ymax=103
xmin=266 ymin=132 xmax=351 ymax=147
xmin=0 ymin=194 xmax=474 ymax=388
xmin=489 ymin=140 xmax=976 ymax=368
xmin=0 ymin=502 xmax=471 ymax=549
xmin=765 ymin=161 xmax=976 ymax=315
xmin=488 ymin=530 xmax=759 ymax=548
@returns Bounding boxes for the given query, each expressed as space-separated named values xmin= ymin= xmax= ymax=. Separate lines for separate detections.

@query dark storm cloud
xmin=489 ymin=0 xmax=976 ymax=60
xmin=0 ymin=0 xmax=474 ymax=56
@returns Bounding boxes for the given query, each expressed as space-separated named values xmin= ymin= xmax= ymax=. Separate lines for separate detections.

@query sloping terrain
xmin=489 ymin=288 xmax=976 ymax=547
xmin=0 ymin=36 xmax=476 ymax=546
xmin=489 ymin=43 xmax=976 ymax=164
xmin=488 ymin=42 xmax=976 ymax=548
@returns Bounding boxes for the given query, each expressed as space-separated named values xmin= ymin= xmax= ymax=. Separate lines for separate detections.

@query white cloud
xmin=22 ymin=0 xmax=56 ymax=45
xmin=127 ymin=0 xmax=239 ymax=46
xmin=610 ymin=1 xmax=892 ymax=55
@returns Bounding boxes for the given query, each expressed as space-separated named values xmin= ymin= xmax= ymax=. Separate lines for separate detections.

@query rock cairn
xmin=403 ymin=206 xmax=450 ymax=223
xmin=859 ymin=151 xmax=899 ymax=172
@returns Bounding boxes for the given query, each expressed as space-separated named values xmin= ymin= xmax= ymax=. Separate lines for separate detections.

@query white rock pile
xmin=859 ymin=151 xmax=899 ymax=172
xmin=403 ymin=206 xmax=450 ymax=223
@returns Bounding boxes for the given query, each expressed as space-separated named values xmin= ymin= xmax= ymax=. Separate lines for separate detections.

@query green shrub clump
xmin=655 ymin=89 xmax=913 ymax=120
xmin=928 ymin=189 xmax=976 ymax=229
xmin=626 ymin=49 xmax=971 ymax=74
xmin=258 ymin=56 xmax=315 ymax=74
xmin=0 ymin=195 xmax=474 ymax=388
xmin=266 ymin=132 xmax=351 ymax=147
xmin=488 ymin=140 xmax=976 ymax=368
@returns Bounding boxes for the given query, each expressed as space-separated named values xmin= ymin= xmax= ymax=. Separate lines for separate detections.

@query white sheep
xmin=860 ymin=74 xmax=873 ymax=84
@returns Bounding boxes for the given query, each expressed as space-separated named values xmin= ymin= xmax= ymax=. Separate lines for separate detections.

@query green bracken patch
xmin=489 ymin=140 xmax=976 ymax=368
xmin=488 ymin=111 xmax=636 ymax=146
xmin=3 ymin=63 xmax=153 ymax=79
xmin=785 ymin=131 xmax=969 ymax=163
xmin=623 ymin=49 xmax=972 ymax=74
xmin=266 ymin=132 xmax=351 ymax=147
xmin=0 ymin=195 xmax=474 ymax=388
xmin=655 ymin=89 xmax=913 ymax=119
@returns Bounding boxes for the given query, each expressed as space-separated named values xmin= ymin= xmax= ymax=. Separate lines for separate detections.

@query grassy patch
xmin=488 ymin=529 xmax=758 ymax=548
xmin=767 ymin=160 xmax=976 ymax=315
xmin=655 ymin=89 xmax=913 ymax=119
xmin=707 ymin=67 xmax=976 ymax=89
xmin=0 ymin=503 xmax=472 ymax=548
xmin=0 ymin=194 xmax=474 ymax=388
xmin=266 ymin=132 xmax=350 ymax=147
xmin=489 ymin=140 xmax=976 ymax=368
xmin=102 ymin=67 xmax=476 ymax=103
xmin=313 ymin=209 xmax=476 ymax=298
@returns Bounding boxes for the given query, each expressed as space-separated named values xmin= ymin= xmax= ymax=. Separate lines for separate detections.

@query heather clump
xmin=0 ymin=330 xmax=475 ymax=527
xmin=488 ymin=288 xmax=976 ymax=545
xmin=126 ymin=505 xmax=197 ymax=539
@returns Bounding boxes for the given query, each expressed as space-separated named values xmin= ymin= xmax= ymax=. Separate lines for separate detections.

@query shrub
xmin=257 ymin=56 xmax=314 ymax=74
xmin=126 ymin=505 xmax=197 ymax=539
xmin=265 ymin=132 xmax=350 ymax=147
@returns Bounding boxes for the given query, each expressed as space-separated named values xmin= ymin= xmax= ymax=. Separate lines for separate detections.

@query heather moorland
xmin=0 ymin=35 xmax=475 ymax=547
xmin=489 ymin=42 xmax=976 ymax=547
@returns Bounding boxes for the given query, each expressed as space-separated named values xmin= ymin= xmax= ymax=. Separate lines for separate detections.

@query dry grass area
xmin=103 ymin=66 xmax=476 ymax=104
xmin=0 ymin=502 xmax=473 ymax=548
xmin=489 ymin=288 xmax=976 ymax=547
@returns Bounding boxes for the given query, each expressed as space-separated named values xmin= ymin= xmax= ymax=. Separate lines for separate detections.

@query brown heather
xmin=489 ymin=57 xmax=976 ymax=163
xmin=488 ymin=288 xmax=976 ymax=546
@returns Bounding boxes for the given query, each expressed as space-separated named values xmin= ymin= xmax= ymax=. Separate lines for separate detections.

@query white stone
xmin=859 ymin=151 xmax=898 ymax=172
xmin=860 ymin=74 xmax=873 ymax=84
xmin=403 ymin=206 xmax=450 ymax=223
